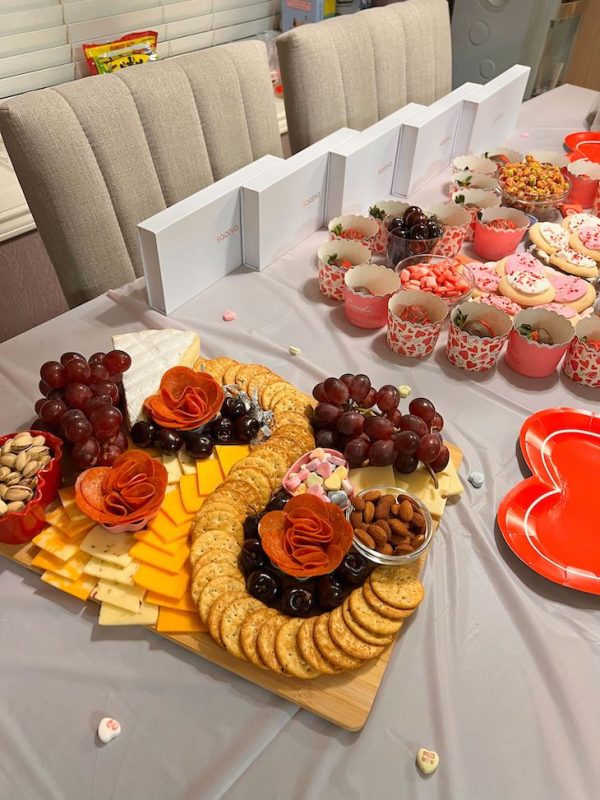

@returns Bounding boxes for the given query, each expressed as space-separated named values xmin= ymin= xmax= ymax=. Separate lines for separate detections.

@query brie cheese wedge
xmin=112 ymin=329 xmax=200 ymax=426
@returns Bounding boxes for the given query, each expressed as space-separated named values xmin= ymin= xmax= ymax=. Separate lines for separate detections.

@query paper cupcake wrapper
xmin=317 ymin=240 xmax=371 ymax=300
xmin=505 ymin=308 xmax=575 ymax=378
xmin=344 ymin=265 xmax=400 ymax=328
xmin=318 ymin=260 xmax=348 ymax=300
xmin=328 ymin=214 xmax=379 ymax=249
xmin=445 ymin=302 xmax=512 ymax=372
xmin=473 ymin=208 xmax=529 ymax=260
xmin=370 ymin=201 xmax=408 ymax=255
xmin=450 ymin=172 xmax=499 ymax=196
xmin=562 ymin=317 xmax=600 ymax=387
xmin=428 ymin=203 xmax=471 ymax=257
xmin=387 ymin=290 xmax=448 ymax=358
xmin=566 ymin=171 xmax=599 ymax=210
xmin=452 ymin=189 xmax=501 ymax=242
xmin=594 ymin=184 xmax=600 ymax=216
xmin=452 ymin=155 xmax=498 ymax=177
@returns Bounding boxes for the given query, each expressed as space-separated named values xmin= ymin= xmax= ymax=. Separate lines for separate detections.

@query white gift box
xmin=241 ymin=128 xmax=359 ymax=270
xmin=138 ymin=155 xmax=282 ymax=316
xmin=391 ymin=83 xmax=480 ymax=198
xmin=453 ymin=65 xmax=531 ymax=156
xmin=325 ymin=103 xmax=425 ymax=220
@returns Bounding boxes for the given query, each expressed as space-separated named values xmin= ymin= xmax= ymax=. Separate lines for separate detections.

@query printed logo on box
xmin=288 ymin=0 xmax=312 ymax=10
xmin=378 ymin=161 xmax=393 ymax=175
xmin=439 ymin=134 xmax=452 ymax=147
xmin=216 ymin=224 xmax=240 ymax=244
xmin=303 ymin=191 xmax=321 ymax=208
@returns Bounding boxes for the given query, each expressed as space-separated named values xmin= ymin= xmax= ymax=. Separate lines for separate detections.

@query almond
xmin=354 ymin=528 xmax=376 ymax=549
xmin=390 ymin=503 xmax=402 ymax=517
xmin=352 ymin=495 xmax=366 ymax=512
xmin=413 ymin=534 xmax=426 ymax=548
xmin=377 ymin=519 xmax=392 ymax=537
xmin=362 ymin=490 xmax=381 ymax=503
xmin=363 ymin=500 xmax=375 ymax=523
xmin=394 ymin=543 xmax=415 ymax=555
xmin=379 ymin=543 xmax=394 ymax=556
xmin=391 ymin=533 xmax=411 ymax=547
xmin=374 ymin=502 xmax=391 ymax=520
xmin=389 ymin=518 xmax=410 ymax=536
xmin=367 ymin=524 xmax=388 ymax=547
xmin=350 ymin=510 xmax=364 ymax=528
xmin=398 ymin=500 xmax=414 ymax=523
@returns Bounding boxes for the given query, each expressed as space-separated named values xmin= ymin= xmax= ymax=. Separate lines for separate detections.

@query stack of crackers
xmin=187 ymin=358 xmax=426 ymax=680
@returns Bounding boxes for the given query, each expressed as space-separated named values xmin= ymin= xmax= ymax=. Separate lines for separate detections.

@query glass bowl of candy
xmin=498 ymin=155 xmax=570 ymax=219
xmin=347 ymin=486 xmax=433 ymax=567
xmin=395 ymin=254 xmax=474 ymax=307
xmin=385 ymin=205 xmax=443 ymax=266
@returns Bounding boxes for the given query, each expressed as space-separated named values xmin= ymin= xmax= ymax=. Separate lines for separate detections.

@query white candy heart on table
xmin=468 ymin=471 xmax=485 ymax=489
xmin=97 ymin=717 xmax=121 ymax=744
xmin=416 ymin=747 xmax=439 ymax=775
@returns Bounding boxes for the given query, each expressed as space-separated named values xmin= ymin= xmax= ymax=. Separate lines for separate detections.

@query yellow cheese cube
xmin=40 ymin=571 xmax=97 ymax=601
xmin=215 ymin=444 xmax=250 ymax=476
xmin=179 ymin=474 xmax=205 ymax=514
xmin=133 ymin=562 xmax=190 ymax=600
xmin=196 ymin=458 xmax=223 ymax=496
xmin=156 ymin=607 xmax=206 ymax=633
xmin=129 ymin=541 xmax=189 ymax=574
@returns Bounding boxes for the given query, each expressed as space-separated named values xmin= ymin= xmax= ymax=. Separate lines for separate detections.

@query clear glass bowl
xmin=395 ymin=254 xmax=475 ymax=307
xmin=385 ymin=215 xmax=443 ymax=267
xmin=499 ymin=177 xmax=570 ymax=220
xmin=347 ymin=486 xmax=433 ymax=566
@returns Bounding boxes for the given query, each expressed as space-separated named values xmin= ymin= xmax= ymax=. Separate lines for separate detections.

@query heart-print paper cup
xmin=452 ymin=155 xmax=498 ymax=177
xmin=593 ymin=182 xmax=600 ymax=216
xmin=328 ymin=214 xmax=379 ymax=250
xmin=429 ymin=202 xmax=471 ymax=257
xmin=446 ymin=301 xmax=512 ymax=372
xmin=566 ymin=160 xmax=600 ymax=209
xmin=481 ymin=147 xmax=523 ymax=165
xmin=505 ymin=308 xmax=575 ymax=378
xmin=451 ymin=188 xmax=502 ymax=242
xmin=387 ymin=290 xmax=448 ymax=358
xmin=317 ymin=240 xmax=372 ymax=300
xmin=473 ymin=207 xmax=530 ymax=260
xmin=563 ymin=317 xmax=600 ymax=388
xmin=450 ymin=172 xmax=499 ymax=196
xmin=369 ymin=201 xmax=409 ymax=255
xmin=344 ymin=264 xmax=400 ymax=328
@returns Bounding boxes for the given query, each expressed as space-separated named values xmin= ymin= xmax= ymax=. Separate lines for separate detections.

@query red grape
xmin=72 ymin=437 xmax=99 ymax=468
xmin=344 ymin=437 xmax=370 ymax=466
xmin=64 ymin=382 xmax=93 ymax=410
xmin=339 ymin=373 xmax=354 ymax=389
xmin=88 ymin=352 xmax=106 ymax=366
xmin=361 ymin=388 xmax=377 ymax=409
xmin=315 ymin=429 xmax=336 ymax=449
xmin=108 ymin=372 xmax=123 ymax=385
xmin=64 ymin=359 xmax=91 ymax=384
xmin=323 ymin=377 xmax=349 ymax=405
xmin=408 ymin=397 xmax=436 ymax=425
xmin=393 ymin=430 xmax=420 ymax=455
xmin=350 ymin=374 xmax=371 ymax=403
xmin=430 ymin=445 xmax=450 ymax=473
xmin=97 ymin=444 xmax=122 ymax=466
xmin=60 ymin=408 xmax=85 ymax=432
xmin=60 ymin=352 xmax=85 ymax=365
xmin=34 ymin=398 xmax=47 ymax=415
xmin=64 ymin=415 xmax=93 ymax=444
xmin=40 ymin=361 xmax=66 ymax=388
xmin=39 ymin=380 xmax=51 ymax=396
xmin=336 ymin=411 xmax=364 ymax=437
xmin=90 ymin=406 xmax=123 ymax=441
xmin=47 ymin=388 xmax=65 ymax=402
xmin=84 ymin=394 xmax=113 ymax=415
xmin=314 ymin=403 xmax=343 ymax=427
xmin=31 ymin=419 xmax=55 ymax=434
xmin=41 ymin=399 xmax=67 ymax=425
xmin=89 ymin=380 xmax=119 ymax=404
xmin=89 ymin=363 xmax=109 ymax=381
xmin=386 ymin=408 xmax=403 ymax=428
xmin=395 ymin=452 xmax=419 ymax=474
xmin=107 ymin=431 xmax=127 ymax=452
xmin=368 ymin=440 xmax=395 ymax=466
xmin=376 ymin=385 xmax=400 ymax=412
xmin=104 ymin=350 xmax=132 ymax=373
xmin=312 ymin=383 xmax=328 ymax=403
xmin=399 ymin=414 xmax=428 ymax=437
xmin=416 ymin=432 xmax=443 ymax=464
xmin=363 ymin=415 xmax=394 ymax=440
xmin=431 ymin=412 xmax=444 ymax=432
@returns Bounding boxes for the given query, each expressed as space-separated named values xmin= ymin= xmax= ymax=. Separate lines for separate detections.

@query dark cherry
xmin=266 ymin=492 xmax=289 ymax=512
xmin=222 ymin=396 xmax=247 ymax=420
xmin=281 ymin=585 xmax=315 ymax=616
xmin=243 ymin=514 xmax=261 ymax=540
xmin=427 ymin=221 xmax=443 ymax=238
xmin=390 ymin=224 xmax=408 ymax=238
xmin=240 ymin=538 xmax=267 ymax=572
xmin=317 ymin=575 xmax=344 ymax=610
xmin=183 ymin=432 xmax=213 ymax=458
xmin=154 ymin=428 xmax=184 ymax=453
xmin=235 ymin=415 xmax=260 ymax=443
xmin=247 ymin=569 xmax=281 ymax=603
xmin=402 ymin=205 xmax=422 ymax=222
xmin=210 ymin=416 xmax=234 ymax=444
xmin=409 ymin=223 xmax=430 ymax=240
xmin=386 ymin=216 xmax=404 ymax=232
xmin=130 ymin=420 xmax=157 ymax=448
xmin=405 ymin=211 xmax=428 ymax=229
xmin=336 ymin=552 xmax=370 ymax=585
xmin=315 ymin=429 xmax=336 ymax=449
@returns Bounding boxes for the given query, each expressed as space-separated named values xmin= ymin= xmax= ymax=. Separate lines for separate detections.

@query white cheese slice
xmin=91 ymin=580 xmax=146 ymax=613
xmin=162 ymin=453 xmax=183 ymax=484
xmin=178 ymin=450 xmax=198 ymax=476
xmin=79 ymin=526 xmax=133 ymax=567
xmin=112 ymin=329 xmax=200 ymax=427
xmin=83 ymin=557 xmax=139 ymax=585
xmin=347 ymin=465 xmax=396 ymax=493
xmin=98 ymin=601 xmax=159 ymax=626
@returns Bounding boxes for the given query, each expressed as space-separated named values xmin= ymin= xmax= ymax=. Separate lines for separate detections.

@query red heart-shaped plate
xmin=497 ymin=408 xmax=600 ymax=593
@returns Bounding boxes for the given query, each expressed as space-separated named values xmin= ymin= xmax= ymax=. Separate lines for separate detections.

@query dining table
xmin=0 ymin=82 xmax=599 ymax=800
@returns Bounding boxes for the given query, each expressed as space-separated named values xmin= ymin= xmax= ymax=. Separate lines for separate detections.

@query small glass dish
xmin=347 ymin=486 xmax=433 ymax=566
xmin=395 ymin=254 xmax=474 ymax=307
xmin=499 ymin=178 xmax=570 ymax=220
xmin=385 ymin=223 xmax=443 ymax=267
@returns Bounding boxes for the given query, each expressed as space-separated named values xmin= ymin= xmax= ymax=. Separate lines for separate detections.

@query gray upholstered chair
xmin=0 ymin=41 xmax=282 ymax=307
xmin=277 ymin=0 xmax=452 ymax=154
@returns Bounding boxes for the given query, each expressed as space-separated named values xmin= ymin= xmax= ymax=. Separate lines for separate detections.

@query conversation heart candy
xmin=295 ymin=483 xmax=307 ymax=495
xmin=97 ymin=717 xmax=121 ymax=744
xmin=328 ymin=490 xmax=348 ymax=507
xmin=328 ymin=455 xmax=346 ymax=466
xmin=398 ymin=385 xmax=412 ymax=398
xmin=416 ymin=748 xmax=439 ymax=775
xmin=316 ymin=461 xmax=333 ymax=479
xmin=309 ymin=448 xmax=327 ymax=460
xmin=306 ymin=458 xmax=321 ymax=472
xmin=341 ymin=479 xmax=353 ymax=495
xmin=336 ymin=466 xmax=348 ymax=480
xmin=222 ymin=310 xmax=236 ymax=322
xmin=307 ymin=484 xmax=325 ymax=498
xmin=306 ymin=473 xmax=323 ymax=488
xmin=297 ymin=467 xmax=310 ymax=481
xmin=468 ymin=471 xmax=485 ymax=488
xmin=286 ymin=475 xmax=301 ymax=492
xmin=323 ymin=470 xmax=343 ymax=491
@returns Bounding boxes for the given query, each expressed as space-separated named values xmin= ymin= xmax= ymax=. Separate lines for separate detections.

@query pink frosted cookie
xmin=479 ymin=293 xmax=522 ymax=316
xmin=529 ymin=222 xmax=569 ymax=254
xmin=570 ymin=224 xmax=600 ymax=261
xmin=468 ymin=261 xmax=501 ymax=295
xmin=549 ymin=247 xmax=598 ymax=279
xmin=498 ymin=269 xmax=555 ymax=307
xmin=497 ymin=251 xmax=545 ymax=278
xmin=561 ymin=212 xmax=598 ymax=233
xmin=545 ymin=270 xmax=596 ymax=312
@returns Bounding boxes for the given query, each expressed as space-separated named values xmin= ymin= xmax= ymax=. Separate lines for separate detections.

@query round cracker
xmin=313 ymin=613 xmax=363 ymax=670
xmin=191 ymin=561 xmax=243 ymax=605
xmin=362 ymin=579 xmax=414 ymax=621
xmin=297 ymin=617 xmax=340 ymax=675
xmin=189 ymin=531 xmax=240 ymax=567
xmin=328 ymin=605 xmax=385 ymax=661
xmin=196 ymin=500 xmax=245 ymax=520
xmin=347 ymin=589 xmax=404 ymax=636
xmin=208 ymin=591 xmax=247 ymax=644
xmin=230 ymin=455 xmax=283 ymax=491
xmin=256 ymin=615 xmax=287 ymax=673
xmin=369 ymin=567 xmax=424 ymax=610
xmin=223 ymin=364 xmax=241 ymax=385
xmin=261 ymin=381 xmax=294 ymax=407
xmin=234 ymin=466 xmax=272 ymax=507
xmin=198 ymin=576 xmax=245 ymax=625
xmin=240 ymin=607 xmax=279 ymax=667
xmin=275 ymin=618 xmax=320 ymax=679
xmin=192 ymin=512 xmax=244 ymax=543
xmin=341 ymin=598 xmax=394 ymax=647
xmin=193 ymin=547 xmax=239 ymax=573
xmin=247 ymin=371 xmax=281 ymax=398
xmin=220 ymin=596 xmax=263 ymax=659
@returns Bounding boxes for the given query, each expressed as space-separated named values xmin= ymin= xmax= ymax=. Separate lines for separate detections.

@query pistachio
xmin=0 ymin=485 xmax=6 ymax=499
xmin=5 ymin=486 xmax=33 ymax=503
xmin=39 ymin=455 xmax=51 ymax=468
xmin=1 ymin=439 xmax=12 ymax=455
xmin=15 ymin=450 xmax=30 ymax=472
xmin=12 ymin=432 xmax=34 ymax=451
xmin=6 ymin=501 xmax=25 ymax=513
xmin=6 ymin=471 xmax=22 ymax=485
xmin=0 ymin=499 xmax=7 ymax=515
xmin=28 ymin=445 xmax=49 ymax=457
xmin=0 ymin=453 xmax=16 ymax=468
xmin=22 ymin=461 xmax=40 ymax=478
xmin=31 ymin=435 xmax=47 ymax=447
xmin=0 ymin=466 xmax=10 ymax=481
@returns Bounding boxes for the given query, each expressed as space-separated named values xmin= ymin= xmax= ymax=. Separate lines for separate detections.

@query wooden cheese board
xmin=0 ymin=445 xmax=462 ymax=732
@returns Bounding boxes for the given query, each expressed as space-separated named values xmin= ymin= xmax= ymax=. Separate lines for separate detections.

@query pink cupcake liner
xmin=593 ymin=184 xmax=600 ymax=216
xmin=386 ymin=290 xmax=448 ymax=358
xmin=563 ymin=318 xmax=600 ymax=388
xmin=446 ymin=301 xmax=512 ymax=372
xmin=566 ymin=160 xmax=600 ymax=209
xmin=451 ymin=189 xmax=501 ymax=242
xmin=452 ymin=155 xmax=498 ymax=177
xmin=344 ymin=264 xmax=400 ymax=328
xmin=429 ymin=202 xmax=471 ymax=258
xmin=505 ymin=308 xmax=575 ymax=378
xmin=473 ymin=207 xmax=530 ymax=260
xmin=369 ymin=201 xmax=408 ymax=255
xmin=317 ymin=240 xmax=371 ymax=301
xmin=328 ymin=214 xmax=379 ymax=250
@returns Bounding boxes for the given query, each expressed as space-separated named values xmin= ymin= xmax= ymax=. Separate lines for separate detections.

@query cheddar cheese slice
xmin=148 ymin=512 xmax=191 ymax=544
xmin=348 ymin=464 xmax=396 ymax=493
xmin=44 ymin=507 xmax=71 ymax=532
xmin=58 ymin=486 xmax=76 ymax=512
xmin=32 ymin=527 xmax=84 ymax=562
xmin=129 ymin=541 xmax=189 ymax=574
xmin=145 ymin=589 xmax=196 ymax=612
xmin=31 ymin=549 xmax=89 ymax=581
xmin=41 ymin=571 xmax=97 ymax=601
xmin=98 ymin=600 xmax=159 ymax=627
xmin=179 ymin=474 xmax=204 ymax=514
xmin=196 ymin=458 xmax=223 ymax=496
xmin=156 ymin=607 xmax=206 ymax=633
xmin=215 ymin=444 xmax=250 ymax=477
xmin=133 ymin=562 xmax=190 ymax=600
xmin=133 ymin=529 xmax=188 ymax=556
xmin=160 ymin=490 xmax=193 ymax=527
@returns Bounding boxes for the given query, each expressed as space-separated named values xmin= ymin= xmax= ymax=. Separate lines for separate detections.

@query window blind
xmin=0 ymin=0 xmax=279 ymax=98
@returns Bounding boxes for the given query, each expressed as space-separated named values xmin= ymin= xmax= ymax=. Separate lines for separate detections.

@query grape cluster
xmin=311 ymin=374 xmax=449 ymax=475
xmin=33 ymin=351 xmax=131 ymax=469
xmin=131 ymin=393 xmax=263 ymax=459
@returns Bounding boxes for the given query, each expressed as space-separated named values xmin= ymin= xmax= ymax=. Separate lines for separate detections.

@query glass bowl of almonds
xmin=347 ymin=486 xmax=433 ymax=566
xmin=0 ymin=430 xmax=63 ymax=544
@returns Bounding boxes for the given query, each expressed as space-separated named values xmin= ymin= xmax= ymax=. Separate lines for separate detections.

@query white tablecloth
xmin=0 ymin=84 xmax=599 ymax=800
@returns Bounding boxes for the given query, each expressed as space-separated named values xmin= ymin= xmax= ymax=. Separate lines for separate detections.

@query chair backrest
xmin=0 ymin=40 xmax=282 ymax=308
xmin=277 ymin=0 xmax=452 ymax=154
